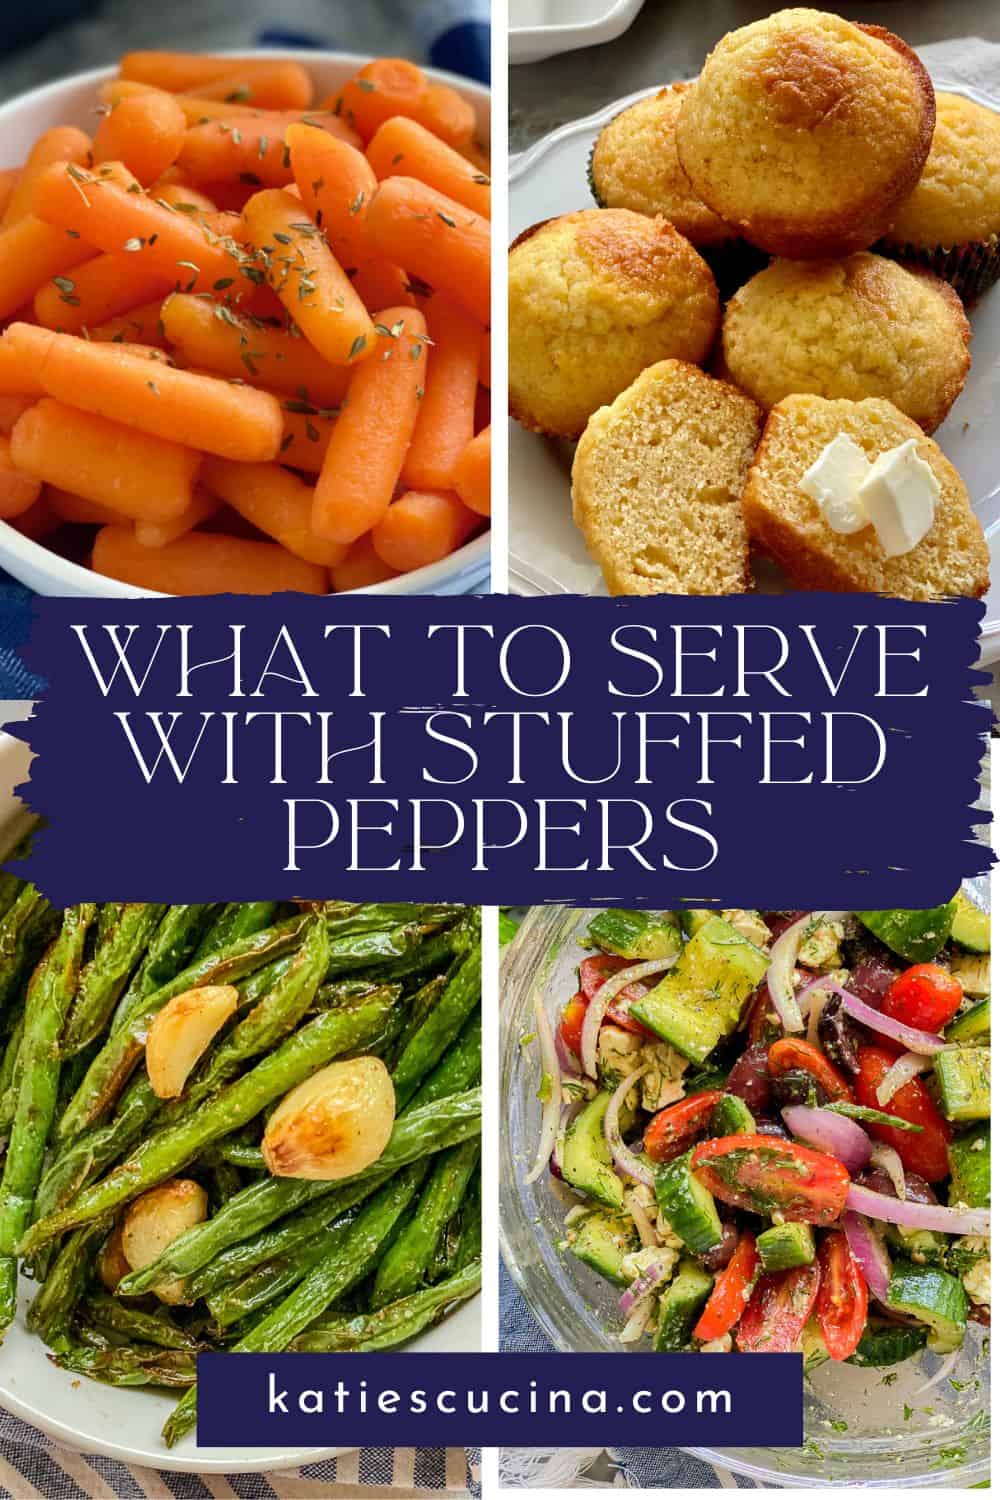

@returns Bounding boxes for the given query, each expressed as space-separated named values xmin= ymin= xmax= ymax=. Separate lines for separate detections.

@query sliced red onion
xmin=619 ymin=1256 xmax=670 ymax=1314
xmin=525 ymin=990 xmax=565 ymax=1186
xmin=782 ymin=1104 xmax=871 ymax=1174
xmin=870 ymin=1142 xmax=906 ymax=1200
xmin=624 ymin=1187 xmax=658 ymax=1248
xmin=827 ymin=982 xmax=949 ymax=1056
xmin=875 ymin=1050 xmax=931 ymax=1107
xmin=604 ymin=1066 xmax=653 ymax=1187
xmin=843 ymin=1210 xmax=891 ymax=1302
xmin=554 ymin=1027 xmax=582 ymax=1078
xmin=767 ymin=911 xmax=849 ymax=1034
xmin=620 ymin=1293 xmax=655 ymax=1343
xmin=580 ymin=958 xmax=677 ymax=1078
xmin=846 ymin=1183 xmax=991 ymax=1236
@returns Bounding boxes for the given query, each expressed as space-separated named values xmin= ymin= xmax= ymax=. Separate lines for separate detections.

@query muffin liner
xmin=876 ymin=233 xmax=1000 ymax=303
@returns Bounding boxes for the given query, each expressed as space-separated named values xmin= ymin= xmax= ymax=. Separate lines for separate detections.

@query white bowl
xmin=0 ymin=728 xmax=482 ymax=1472
xmin=509 ymin=0 xmax=646 ymax=65
xmin=0 ymin=51 xmax=491 ymax=599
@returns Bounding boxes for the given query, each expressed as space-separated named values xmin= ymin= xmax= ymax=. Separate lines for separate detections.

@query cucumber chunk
xmin=654 ymin=1258 xmax=713 ymax=1351
xmin=709 ymin=1092 xmax=755 ymax=1137
xmin=848 ymin=1320 xmax=928 ymax=1367
xmin=562 ymin=1092 xmax=624 ymax=1211
xmin=946 ymin=994 xmax=990 ymax=1039
xmin=630 ymin=916 xmax=768 ymax=1064
xmin=587 ymin=909 xmax=681 ymax=962
xmin=801 ymin=1315 xmax=831 ymax=1371
xmin=569 ymin=1211 xmax=639 ymax=1287
xmin=948 ymin=1125 xmax=990 ymax=1209
xmin=885 ymin=1262 xmax=968 ymax=1354
xmin=950 ymin=893 xmax=990 ymax=954
xmin=654 ymin=1150 xmax=723 ymax=1255
xmin=856 ymin=905 xmax=955 ymax=964
xmin=757 ymin=1221 xmax=815 ymax=1271
xmin=933 ymin=1047 xmax=990 ymax=1122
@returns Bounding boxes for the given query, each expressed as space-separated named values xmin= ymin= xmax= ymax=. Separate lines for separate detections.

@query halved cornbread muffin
xmin=571 ymin=359 xmax=762 ymax=595
xmin=742 ymin=393 xmax=989 ymax=598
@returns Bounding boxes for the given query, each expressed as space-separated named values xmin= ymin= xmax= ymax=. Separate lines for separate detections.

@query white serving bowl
xmin=0 ymin=52 xmax=491 ymax=599
xmin=0 ymin=729 xmax=481 ymax=1471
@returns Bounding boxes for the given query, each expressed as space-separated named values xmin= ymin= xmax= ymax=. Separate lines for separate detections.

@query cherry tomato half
xmin=736 ymin=1261 xmax=822 ymax=1353
xmin=558 ymin=993 xmax=587 ymax=1060
xmin=691 ymin=1134 xmax=851 ymax=1226
xmin=767 ymin=1037 xmax=853 ymax=1103
xmin=694 ymin=1229 xmax=759 ymax=1343
xmin=881 ymin=963 xmax=964 ymax=1035
xmin=578 ymin=954 xmax=656 ymax=1037
xmin=643 ymin=1090 xmax=723 ymax=1163
xmin=855 ymin=1045 xmax=951 ymax=1182
xmin=816 ymin=1229 xmax=868 ymax=1360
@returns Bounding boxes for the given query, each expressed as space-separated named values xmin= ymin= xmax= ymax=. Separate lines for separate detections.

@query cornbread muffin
xmin=508 ymin=209 xmax=720 ymax=438
xmin=881 ymin=92 xmax=1000 ymax=300
xmin=571 ymin=359 xmax=762 ymax=595
xmin=676 ymin=9 xmax=935 ymax=259
xmin=589 ymin=85 xmax=734 ymax=248
xmin=722 ymin=253 xmax=970 ymax=433
xmin=743 ymin=394 xmax=989 ymax=599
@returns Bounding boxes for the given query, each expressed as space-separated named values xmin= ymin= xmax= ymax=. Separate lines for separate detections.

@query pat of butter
xmin=856 ymin=438 xmax=940 ymax=558
xmin=800 ymin=434 xmax=871 ymax=534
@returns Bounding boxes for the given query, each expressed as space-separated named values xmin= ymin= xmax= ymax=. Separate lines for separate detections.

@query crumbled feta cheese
xmin=723 ymin=909 xmax=772 ymax=951
xmin=622 ymin=1243 xmax=680 ymax=1287
xmin=957 ymin=1237 xmax=991 ymax=1307
xmin=798 ymin=918 xmax=844 ymax=971
xmin=699 ymin=1334 xmax=733 ymax=1353
xmin=640 ymin=1040 xmax=688 ymax=1112
xmin=597 ymin=1024 xmax=643 ymax=1089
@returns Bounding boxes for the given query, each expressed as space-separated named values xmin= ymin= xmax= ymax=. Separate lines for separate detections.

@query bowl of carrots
xmin=0 ymin=49 xmax=491 ymax=597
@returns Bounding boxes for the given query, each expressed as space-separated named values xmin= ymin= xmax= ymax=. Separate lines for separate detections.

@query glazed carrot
xmin=364 ymin=176 xmax=489 ymax=323
xmin=45 ymin=486 xmax=125 ymax=527
xmin=154 ymin=180 xmax=218 ymax=215
xmin=200 ymin=456 xmax=347 ymax=566
xmin=89 ymin=299 xmax=169 ymax=347
xmin=115 ymin=343 xmax=172 ymax=363
xmin=119 ymin=54 xmax=313 ymax=111
xmin=402 ymin=291 xmax=481 ymax=491
xmin=11 ymin=400 xmax=199 ymax=521
xmin=453 ymin=424 xmax=490 ymax=516
xmin=334 ymin=59 xmax=474 ymax=149
xmin=478 ymin=328 xmax=490 ymax=388
xmin=331 ymin=533 xmax=400 ymax=591
xmin=159 ymin=293 xmax=349 ymax=406
xmin=352 ymin=259 xmax=415 ymax=311
xmin=177 ymin=113 xmax=359 ymax=191
xmin=457 ymin=137 xmax=491 ymax=177
xmin=371 ymin=490 xmax=478 ymax=572
xmin=2 ymin=127 xmax=91 ymax=228
xmin=366 ymin=117 xmax=490 ymax=218
xmin=313 ymin=304 xmax=427 ymax=544
xmin=93 ymin=92 xmax=187 ymax=186
xmin=135 ymin=486 xmax=218 ymax=546
xmin=0 ymin=171 xmax=20 ymax=223
xmin=0 ymin=435 xmax=41 ymax=519
xmin=0 ymin=215 xmax=95 ymax=322
xmin=0 ymin=395 xmax=35 ymax=434
xmin=0 ymin=346 xmax=43 ymax=397
xmin=5 ymin=323 xmax=283 ymax=463
xmin=31 ymin=163 xmax=245 ymax=298
xmin=8 ymin=490 xmax=56 ymax=541
xmin=92 ymin=524 xmax=327 ymax=595
xmin=242 ymin=188 xmax=374 ymax=365
xmin=277 ymin=401 xmax=335 ymax=473
xmin=34 ymin=254 xmax=172 ymax=334
xmin=286 ymin=123 xmax=375 ymax=266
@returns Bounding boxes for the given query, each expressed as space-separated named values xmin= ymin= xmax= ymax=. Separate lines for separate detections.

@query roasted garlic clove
xmin=121 ymin=1177 xmax=207 ymax=1303
xmin=263 ymin=1054 xmax=395 ymax=1180
xmin=97 ymin=1223 xmax=131 ymax=1293
xmin=145 ymin=983 xmax=238 ymax=1099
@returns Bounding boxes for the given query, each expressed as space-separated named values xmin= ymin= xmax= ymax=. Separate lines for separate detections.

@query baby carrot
xmin=371 ymin=489 xmax=478 ymax=572
xmin=5 ymin=323 xmax=283 ymax=463
xmin=45 ymin=486 xmax=125 ymax=527
xmin=31 ymin=163 xmax=246 ymax=298
xmin=200 ymin=456 xmax=347 ymax=567
xmin=11 ymin=400 xmax=199 ymax=521
xmin=334 ymin=59 xmax=475 ymax=149
xmin=286 ymin=123 xmax=374 ymax=266
xmin=0 ymin=215 xmax=95 ymax=323
xmin=135 ymin=487 xmax=218 ymax=547
xmin=0 ymin=170 xmax=20 ymax=222
xmin=178 ymin=113 xmax=359 ymax=191
xmin=313 ymin=304 xmax=427 ymax=544
xmin=330 ymin=534 xmax=400 ymax=592
xmin=89 ymin=299 xmax=170 ymax=347
xmin=92 ymin=524 xmax=327 ymax=595
xmin=0 ymin=396 xmax=35 ymax=434
xmin=0 ymin=346 xmax=43 ymax=397
xmin=119 ymin=54 xmax=314 ymax=111
xmin=2 ymin=126 xmax=91 ymax=228
xmin=0 ymin=434 xmax=41 ymax=518
xmin=453 ymin=424 xmax=490 ymax=516
xmin=352 ymin=259 xmax=415 ymax=311
xmin=34 ymin=254 xmax=171 ymax=334
xmin=421 ymin=84 xmax=477 ymax=149
xmin=478 ymin=328 xmax=490 ymax=389
xmin=93 ymin=92 xmax=187 ymax=187
xmin=364 ymin=176 xmax=489 ymax=324
xmin=367 ymin=117 xmax=490 ymax=219
xmin=402 ymin=291 xmax=481 ymax=491
xmin=276 ymin=401 xmax=335 ymax=474
xmin=8 ymin=490 xmax=56 ymax=541
xmin=242 ymin=188 xmax=374 ymax=366
xmin=159 ymin=293 xmax=349 ymax=406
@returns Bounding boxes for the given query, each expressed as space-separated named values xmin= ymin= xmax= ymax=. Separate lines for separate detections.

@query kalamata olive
xmin=856 ymin=1166 xmax=938 ymax=1205
xmin=753 ymin=1119 xmax=791 ymax=1139
xmin=970 ymin=1303 xmax=991 ymax=1327
xmin=857 ymin=1166 xmax=894 ymax=1196
xmin=549 ymin=1152 xmax=564 ymax=1181
xmin=726 ymin=1044 xmax=773 ymax=1116
xmin=771 ymin=1066 xmax=830 ymax=1110
xmin=818 ymin=995 xmax=862 ymax=1076
xmin=849 ymin=956 xmax=898 ymax=1008
xmin=762 ymin=911 xmax=808 ymax=939
xmin=698 ymin=1219 xmax=739 ymax=1271
xmin=901 ymin=1170 xmax=937 ymax=1205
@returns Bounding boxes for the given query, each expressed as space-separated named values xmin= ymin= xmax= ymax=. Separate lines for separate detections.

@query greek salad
xmin=527 ymin=902 xmax=990 ymax=1366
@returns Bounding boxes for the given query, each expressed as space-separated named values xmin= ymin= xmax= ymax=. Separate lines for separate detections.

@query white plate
xmin=510 ymin=0 xmax=646 ymax=66
xmin=0 ymin=733 xmax=481 ymax=1473
xmin=509 ymin=81 xmax=1000 ymax=652
xmin=0 ymin=52 xmax=490 ymax=600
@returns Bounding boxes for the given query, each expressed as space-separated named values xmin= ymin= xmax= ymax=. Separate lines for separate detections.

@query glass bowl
xmin=499 ymin=901 xmax=990 ymax=1488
